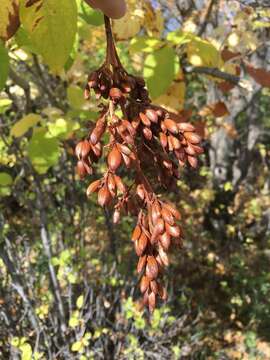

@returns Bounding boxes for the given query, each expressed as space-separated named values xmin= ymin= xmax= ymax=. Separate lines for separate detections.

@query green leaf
xmin=67 ymin=85 xmax=85 ymax=109
xmin=10 ymin=114 xmax=41 ymax=138
xmin=76 ymin=295 xmax=84 ymax=309
xmin=129 ymin=36 xmax=163 ymax=54
xmin=0 ymin=98 xmax=12 ymax=114
xmin=71 ymin=341 xmax=83 ymax=352
xmin=20 ymin=0 xmax=77 ymax=73
xmin=144 ymin=46 xmax=179 ymax=99
xmin=79 ymin=1 xmax=104 ymax=26
xmin=0 ymin=41 xmax=9 ymax=91
xmin=28 ymin=128 xmax=60 ymax=174
xmin=48 ymin=117 xmax=80 ymax=139
xmin=0 ymin=173 xmax=13 ymax=186
xmin=20 ymin=343 xmax=32 ymax=360
xmin=167 ymin=30 xmax=192 ymax=46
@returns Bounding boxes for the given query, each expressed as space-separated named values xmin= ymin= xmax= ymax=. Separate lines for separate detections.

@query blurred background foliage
xmin=0 ymin=0 xmax=270 ymax=359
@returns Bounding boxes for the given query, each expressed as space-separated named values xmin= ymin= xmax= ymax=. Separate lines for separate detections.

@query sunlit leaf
xmin=28 ymin=128 xmax=60 ymax=174
xmin=144 ymin=46 xmax=179 ymax=98
xmin=0 ymin=0 xmax=20 ymax=41
xmin=10 ymin=114 xmax=41 ymax=138
xmin=20 ymin=0 xmax=77 ymax=73
xmin=0 ymin=42 xmax=9 ymax=91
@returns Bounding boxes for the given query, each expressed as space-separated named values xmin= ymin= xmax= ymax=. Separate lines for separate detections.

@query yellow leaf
xmin=154 ymin=78 xmax=186 ymax=113
xmin=143 ymin=3 xmax=164 ymax=37
xmin=71 ymin=341 xmax=84 ymax=352
xmin=187 ymin=37 xmax=223 ymax=69
xmin=10 ymin=114 xmax=41 ymax=138
xmin=76 ymin=295 xmax=84 ymax=309
xmin=0 ymin=0 xmax=20 ymax=41
xmin=113 ymin=1 xmax=144 ymax=40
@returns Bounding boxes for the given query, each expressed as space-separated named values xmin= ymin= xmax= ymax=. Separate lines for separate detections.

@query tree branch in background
xmin=197 ymin=0 xmax=216 ymax=36
xmin=185 ymin=65 xmax=241 ymax=85
xmin=9 ymin=67 xmax=32 ymax=113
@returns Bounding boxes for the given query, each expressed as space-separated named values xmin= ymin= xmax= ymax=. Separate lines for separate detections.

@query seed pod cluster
xmin=75 ymin=16 xmax=204 ymax=312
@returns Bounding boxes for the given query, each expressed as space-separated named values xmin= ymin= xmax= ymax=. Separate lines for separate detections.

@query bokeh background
xmin=0 ymin=0 xmax=270 ymax=359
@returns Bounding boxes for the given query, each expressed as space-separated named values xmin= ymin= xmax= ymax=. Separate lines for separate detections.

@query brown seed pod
xmin=108 ymin=146 xmax=122 ymax=171
xmin=137 ymin=232 xmax=148 ymax=256
xmin=188 ymin=155 xmax=198 ymax=168
xmin=184 ymin=132 xmax=201 ymax=144
xmin=163 ymin=203 xmax=181 ymax=220
xmin=136 ymin=185 xmax=145 ymax=201
xmin=140 ymin=275 xmax=150 ymax=293
xmin=145 ymin=109 xmax=158 ymax=123
xmin=148 ymin=292 xmax=156 ymax=313
xmin=77 ymin=160 xmax=88 ymax=179
xmin=139 ymin=112 xmax=151 ymax=127
xmin=158 ymin=246 xmax=169 ymax=267
xmin=161 ymin=207 xmax=175 ymax=226
xmin=109 ymin=87 xmax=123 ymax=101
xmin=143 ymin=127 xmax=153 ymax=140
xmin=132 ymin=225 xmax=141 ymax=242
xmin=75 ymin=140 xmax=91 ymax=159
xmin=107 ymin=173 xmax=116 ymax=194
xmin=150 ymin=280 xmax=158 ymax=294
xmin=165 ymin=223 xmax=181 ymax=238
xmin=178 ymin=122 xmax=195 ymax=132
xmin=113 ymin=209 xmax=121 ymax=224
xmin=137 ymin=255 xmax=147 ymax=273
xmin=86 ymin=179 xmax=101 ymax=196
xmin=159 ymin=231 xmax=171 ymax=250
xmin=184 ymin=143 xmax=197 ymax=156
xmin=146 ymin=256 xmax=159 ymax=280
xmin=98 ymin=186 xmax=111 ymax=207
xmin=164 ymin=119 xmax=179 ymax=134
xmin=114 ymin=175 xmax=126 ymax=193
xmin=159 ymin=133 xmax=168 ymax=148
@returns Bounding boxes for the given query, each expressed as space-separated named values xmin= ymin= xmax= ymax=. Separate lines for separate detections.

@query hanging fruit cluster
xmin=75 ymin=16 xmax=204 ymax=312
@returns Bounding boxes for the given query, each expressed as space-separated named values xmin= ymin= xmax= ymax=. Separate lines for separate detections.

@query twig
xmin=185 ymin=65 xmax=241 ymax=85
xmin=197 ymin=0 xmax=216 ymax=36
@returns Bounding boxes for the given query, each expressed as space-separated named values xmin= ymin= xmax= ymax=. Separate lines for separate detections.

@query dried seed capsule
xmin=107 ymin=173 xmax=116 ymax=194
xmin=108 ymin=146 xmax=122 ymax=171
xmin=86 ymin=179 xmax=101 ymax=196
xmin=171 ymin=136 xmax=181 ymax=150
xmin=136 ymin=185 xmax=145 ymax=201
xmin=77 ymin=160 xmax=87 ymax=179
xmin=143 ymin=290 xmax=149 ymax=306
xmin=163 ymin=203 xmax=181 ymax=220
xmin=132 ymin=225 xmax=141 ymax=242
xmin=150 ymin=280 xmax=158 ymax=294
xmin=188 ymin=155 xmax=198 ymax=168
xmin=158 ymin=246 xmax=169 ymax=266
xmin=143 ymin=127 xmax=152 ymax=140
xmin=192 ymin=144 xmax=204 ymax=154
xmin=91 ymin=142 xmax=102 ymax=158
xmin=178 ymin=122 xmax=195 ymax=132
xmin=90 ymin=119 xmax=106 ymax=145
xmin=113 ymin=209 xmax=121 ymax=224
xmin=140 ymin=275 xmax=150 ymax=293
xmin=75 ymin=140 xmax=91 ymax=159
xmin=109 ymin=87 xmax=123 ymax=101
xmin=98 ymin=186 xmax=111 ymax=207
xmin=184 ymin=143 xmax=196 ymax=156
xmin=145 ymin=109 xmax=158 ymax=123
xmin=159 ymin=133 xmax=168 ymax=148
xmin=114 ymin=175 xmax=126 ymax=193
xmin=184 ymin=132 xmax=201 ymax=144
xmin=161 ymin=207 xmax=175 ymax=226
xmin=148 ymin=292 xmax=156 ymax=313
xmin=118 ymin=144 xmax=131 ymax=156
xmin=122 ymin=153 xmax=131 ymax=167
xmin=146 ymin=256 xmax=158 ymax=280
xmin=139 ymin=112 xmax=151 ymax=127
xmin=137 ymin=255 xmax=147 ymax=273
xmin=159 ymin=231 xmax=171 ymax=250
xmin=137 ymin=232 xmax=148 ymax=256
xmin=165 ymin=223 xmax=181 ymax=238
xmin=164 ymin=119 xmax=179 ymax=134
